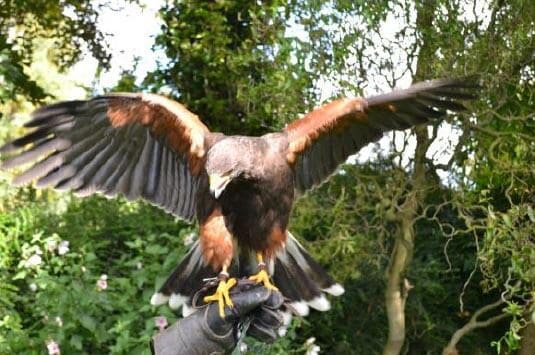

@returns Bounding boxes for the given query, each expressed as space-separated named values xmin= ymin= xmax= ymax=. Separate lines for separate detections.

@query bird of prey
xmin=0 ymin=78 xmax=477 ymax=318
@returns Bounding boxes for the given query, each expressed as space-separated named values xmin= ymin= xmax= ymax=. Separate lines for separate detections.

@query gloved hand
xmin=151 ymin=279 xmax=284 ymax=355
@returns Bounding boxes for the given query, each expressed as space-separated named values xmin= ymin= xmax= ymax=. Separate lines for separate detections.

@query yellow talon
xmin=249 ymin=252 xmax=279 ymax=290
xmin=249 ymin=269 xmax=279 ymax=291
xmin=203 ymin=277 xmax=237 ymax=317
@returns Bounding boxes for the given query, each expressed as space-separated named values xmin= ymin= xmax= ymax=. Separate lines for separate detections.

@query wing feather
xmin=175 ymin=161 xmax=187 ymax=216
xmin=83 ymin=131 xmax=132 ymax=192
xmin=115 ymin=131 xmax=146 ymax=200
xmin=56 ymin=130 xmax=115 ymax=191
xmin=71 ymin=138 xmax=122 ymax=197
xmin=1 ymin=137 xmax=71 ymax=169
xmin=128 ymin=130 xmax=153 ymax=199
xmin=169 ymin=155 xmax=180 ymax=213
xmin=145 ymin=137 xmax=163 ymax=198
xmin=102 ymin=143 xmax=133 ymax=197
xmin=163 ymin=148 xmax=176 ymax=210
xmin=154 ymin=144 xmax=169 ymax=208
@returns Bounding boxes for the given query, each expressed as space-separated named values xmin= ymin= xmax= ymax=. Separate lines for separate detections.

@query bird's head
xmin=205 ymin=138 xmax=255 ymax=199
xmin=206 ymin=167 xmax=239 ymax=199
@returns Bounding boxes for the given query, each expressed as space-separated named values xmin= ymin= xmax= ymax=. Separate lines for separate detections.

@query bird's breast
xmin=218 ymin=174 xmax=293 ymax=252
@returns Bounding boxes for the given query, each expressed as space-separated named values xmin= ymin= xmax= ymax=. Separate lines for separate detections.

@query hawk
xmin=0 ymin=78 xmax=477 ymax=317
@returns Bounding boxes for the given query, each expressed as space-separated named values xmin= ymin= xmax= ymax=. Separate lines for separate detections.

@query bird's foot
xmin=203 ymin=275 xmax=237 ymax=318
xmin=249 ymin=268 xmax=279 ymax=291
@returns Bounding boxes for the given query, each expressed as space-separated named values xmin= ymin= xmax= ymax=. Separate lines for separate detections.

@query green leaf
xmin=502 ymin=214 xmax=512 ymax=228
xmin=70 ymin=335 xmax=83 ymax=350
xmin=79 ymin=315 xmax=97 ymax=332
xmin=145 ymin=245 xmax=168 ymax=255
xmin=12 ymin=270 xmax=27 ymax=280
xmin=528 ymin=206 xmax=535 ymax=222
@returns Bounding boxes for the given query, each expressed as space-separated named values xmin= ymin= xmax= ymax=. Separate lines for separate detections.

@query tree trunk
xmin=519 ymin=321 xmax=535 ymax=355
xmin=382 ymin=126 xmax=429 ymax=355
xmin=382 ymin=1 xmax=437 ymax=354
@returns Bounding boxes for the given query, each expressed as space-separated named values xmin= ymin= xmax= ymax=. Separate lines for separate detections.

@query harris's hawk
xmin=0 ymin=78 xmax=478 ymax=318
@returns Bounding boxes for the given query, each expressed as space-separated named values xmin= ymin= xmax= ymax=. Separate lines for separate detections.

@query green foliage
xmin=0 ymin=0 xmax=118 ymax=104
xmin=289 ymin=164 xmax=510 ymax=354
xmin=0 ymin=38 xmax=47 ymax=104
xmin=0 ymin=0 xmax=111 ymax=68
xmin=146 ymin=0 xmax=316 ymax=135
xmin=0 ymin=190 xmax=195 ymax=353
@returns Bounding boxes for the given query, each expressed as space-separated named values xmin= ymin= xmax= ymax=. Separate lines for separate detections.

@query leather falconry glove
xmin=151 ymin=280 xmax=284 ymax=355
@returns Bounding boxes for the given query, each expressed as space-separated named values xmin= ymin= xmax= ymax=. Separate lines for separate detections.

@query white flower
xmin=26 ymin=254 xmax=42 ymax=268
xmin=305 ymin=337 xmax=316 ymax=346
xmin=46 ymin=340 xmax=60 ymax=355
xmin=96 ymin=279 xmax=108 ymax=290
xmin=239 ymin=343 xmax=248 ymax=352
xmin=306 ymin=345 xmax=320 ymax=355
xmin=305 ymin=337 xmax=320 ymax=355
xmin=154 ymin=316 xmax=168 ymax=331
xmin=55 ymin=316 xmax=63 ymax=327
xmin=57 ymin=240 xmax=69 ymax=255
xmin=46 ymin=239 xmax=58 ymax=252
xmin=183 ymin=232 xmax=196 ymax=246
xmin=96 ymin=274 xmax=108 ymax=291
xmin=29 ymin=283 xmax=38 ymax=292
xmin=136 ymin=262 xmax=143 ymax=270
xmin=81 ymin=266 xmax=87 ymax=273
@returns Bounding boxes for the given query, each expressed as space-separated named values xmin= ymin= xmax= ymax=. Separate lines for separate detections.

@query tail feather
xmin=275 ymin=251 xmax=321 ymax=301
xmin=150 ymin=232 xmax=344 ymax=319
xmin=272 ymin=258 xmax=302 ymax=301
xmin=273 ymin=232 xmax=344 ymax=316
xmin=150 ymin=240 xmax=216 ymax=315
xmin=284 ymin=233 xmax=337 ymax=290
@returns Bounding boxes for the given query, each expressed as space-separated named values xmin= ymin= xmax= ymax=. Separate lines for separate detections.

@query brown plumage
xmin=0 ymin=78 xmax=478 ymax=317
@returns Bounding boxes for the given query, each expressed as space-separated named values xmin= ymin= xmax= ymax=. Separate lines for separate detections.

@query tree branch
xmin=442 ymin=299 xmax=510 ymax=355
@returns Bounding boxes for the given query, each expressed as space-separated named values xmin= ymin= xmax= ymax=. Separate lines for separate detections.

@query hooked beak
xmin=209 ymin=173 xmax=231 ymax=199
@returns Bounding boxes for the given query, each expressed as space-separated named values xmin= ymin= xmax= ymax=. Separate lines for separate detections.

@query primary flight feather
xmin=0 ymin=78 xmax=478 ymax=318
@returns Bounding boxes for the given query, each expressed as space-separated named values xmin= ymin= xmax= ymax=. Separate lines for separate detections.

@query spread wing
xmin=284 ymin=78 xmax=478 ymax=193
xmin=0 ymin=93 xmax=219 ymax=220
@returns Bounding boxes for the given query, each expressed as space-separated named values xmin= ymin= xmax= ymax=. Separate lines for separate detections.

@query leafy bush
xmin=0 ymin=187 xmax=193 ymax=354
